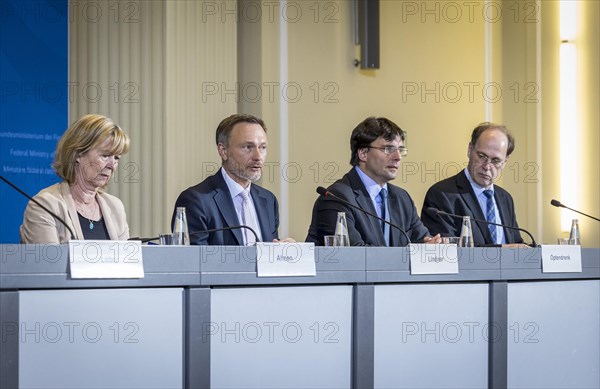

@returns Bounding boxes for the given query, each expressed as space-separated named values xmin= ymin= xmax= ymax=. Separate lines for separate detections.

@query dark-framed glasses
xmin=367 ymin=146 xmax=408 ymax=156
xmin=474 ymin=151 xmax=505 ymax=168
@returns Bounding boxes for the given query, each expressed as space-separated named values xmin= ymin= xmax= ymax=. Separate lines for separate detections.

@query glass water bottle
xmin=569 ymin=219 xmax=581 ymax=245
xmin=172 ymin=207 xmax=190 ymax=245
xmin=334 ymin=212 xmax=350 ymax=246
xmin=459 ymin=216 xmax=474 ymax=247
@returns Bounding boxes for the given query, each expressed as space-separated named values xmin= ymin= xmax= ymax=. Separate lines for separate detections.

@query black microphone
xmin=550 ymin=199 xmax=600 ymax=222
xmin=425 ymin=207 xmax=537 ymax=247
xmin=1 ymin=174 xmax=76 ymax=240
xmin=128 ymin=236 xmax=159 ymax=243
xmin=316 ymin=186 xmax=412 ymax=246
xmin=129 ymin=225 xmax=260 ymax=244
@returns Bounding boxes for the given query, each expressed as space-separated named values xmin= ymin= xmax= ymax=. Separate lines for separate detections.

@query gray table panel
xmin=366 ymin=269 xmax=500 ymax=283
xmin=200 ymin=270 xmax=365 ymax=286
xmin=1 ymin=245 xmax=599 ymax=389
xmin=507 ymin=279 xmax=600 ymax=389
xmin=501 ymin=247 xmax=600 ymax=280
xmin=201 ymin=246 xmax=366 ymax=271
xmin=209 ymin=285 xmax=353 ymax=388
xmin=0 ymin=291 xmax=19 ymax=388
xmin=0 ymin=244 xmax=201 ymax=289
xmin=3 ymin=245 xmax=599 ymax=289
xmin=199 ymin=246 xmax=365 ymax=285
xmin=374 ymin=283 xmax=489 ymax=389
xmin=18 ymin=288 xmax=184 ymax=389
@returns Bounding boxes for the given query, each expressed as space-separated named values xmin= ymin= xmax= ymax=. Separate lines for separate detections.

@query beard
xmin=224 ymin=161 xmax=263 ymax=183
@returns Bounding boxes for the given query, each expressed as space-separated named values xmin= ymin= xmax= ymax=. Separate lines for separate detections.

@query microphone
xmin=550 ymin=199 xmax=600 ymax=222
xmin=129 ymin=225 xmax=260 ymax=245
xmin=128 ymin=236 xmax=158 ymax=243
xmin=316 ymin=186 xmax=412 ymax=246
xmin=425 ymin=207 xmax=537 ymax=247
xmin=1 ymin=174 xmax=76 ymax=240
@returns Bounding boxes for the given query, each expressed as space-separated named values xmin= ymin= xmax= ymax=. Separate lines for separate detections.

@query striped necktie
xmin=483 ymin=189 xmax=497 ymax=244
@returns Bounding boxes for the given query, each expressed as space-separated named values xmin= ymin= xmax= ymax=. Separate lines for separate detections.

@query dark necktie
xmin=379 ymin=188 xmax=390 ymax=246
xmin=483 ymin=189 xmax=497 ymax=244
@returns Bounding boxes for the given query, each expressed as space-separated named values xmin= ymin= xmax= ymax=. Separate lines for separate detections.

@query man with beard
xmin=421 ymin=122 xmax=524 ymax=246
xmin=173 ymin=114 xmax=291 ymax=245
xmin=306 ymin=116 xmax=440 ymax=246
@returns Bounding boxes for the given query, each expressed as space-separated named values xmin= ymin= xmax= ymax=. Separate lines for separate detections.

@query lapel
xmin=494 ymin=189 xmax=512 ymax=242
xmin=386 ymin=190 xmax=402 ymax=246
xmin=96 ymin=193 xmax=117 ymax=239
xmin=456 ymin=171 xmax=491 ymax=242
xmin=212 ymin=171 xmax=244 ymax=245
xmin=59 ymin=182 xmax=84 ymax=240
xmin=250 ymin=185 xmax=269 ymax=242
xmin=348 ymin=169 xmax=386 ymax=246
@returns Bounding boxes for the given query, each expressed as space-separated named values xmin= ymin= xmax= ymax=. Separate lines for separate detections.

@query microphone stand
xmin=129 ymin=225 xmax=260 ymax=245
xmin=317 ymin=186 xmax=412 ymax=246
xmin=1 ymin=174 xmax=76 ymax=240
xmin=551 ymin=199 xmax=600 ymax=222
xmin=429 ymin=208 xmax=538 ymax=247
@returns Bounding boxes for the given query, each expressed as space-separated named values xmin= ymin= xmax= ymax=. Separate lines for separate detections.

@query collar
xmin=221 ymin=168 xmax=251 ymax=198
xmin=464 ymin=168 xmax=494 ymax=197
xmin=355 ymin=166 xmax=388 ymax=201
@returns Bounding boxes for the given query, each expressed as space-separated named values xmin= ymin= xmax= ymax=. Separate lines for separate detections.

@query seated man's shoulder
xmin=491 ymin=183 xmax=514 ymax=199
xmin=182 ymin=174 xmax=220 ymax=196
xmin=430 ymin=172 xmax=461 ymax=189
xmin=387 ymin=183 xmax=414 ymax=203
xmin=252 ymin=182 xmax=274 ymax=195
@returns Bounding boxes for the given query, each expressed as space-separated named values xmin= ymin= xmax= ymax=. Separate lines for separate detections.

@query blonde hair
xmin=53 ymin=114 xmax=130 ymax=184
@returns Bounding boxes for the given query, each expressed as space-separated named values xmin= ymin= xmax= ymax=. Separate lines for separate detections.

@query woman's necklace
xmin=87 ymin=209 xmax=96 ymax=230
xmin=76 ymin=201 xmax=98 ymax=230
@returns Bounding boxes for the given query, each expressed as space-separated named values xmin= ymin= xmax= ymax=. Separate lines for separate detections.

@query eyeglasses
xmin=473 ymin=151 xmax=506 ymax=168
xmin=367 ymin=146 xmax=408 ymax=156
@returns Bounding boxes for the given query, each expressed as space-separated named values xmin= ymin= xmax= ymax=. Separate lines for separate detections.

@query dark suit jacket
xmin=173 ymin=169 xmax=279 ymax=245
xmin=421 ymin=170 xmax=524 ymax=246
xmin=306 ymin=168 xmax=430 ymax=246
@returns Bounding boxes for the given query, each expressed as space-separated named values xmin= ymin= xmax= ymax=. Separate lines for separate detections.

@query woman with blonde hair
xmin=21 ymin=114 xmax=130 ymax=243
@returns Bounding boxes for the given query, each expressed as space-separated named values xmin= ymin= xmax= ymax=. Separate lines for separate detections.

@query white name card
xmin=69 ymin=240 xmax=144 ymax=279
xmin=409 ymin=243 xmax=459 ymax=275
xmin=541 ymin=245 xmax=582 ymax=273
xmin=256 ymin=242 xmax=316 ymax=277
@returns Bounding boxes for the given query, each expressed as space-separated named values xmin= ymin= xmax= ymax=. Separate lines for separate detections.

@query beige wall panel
xmin=71 ymin=0 xmax=237 ymax=238
xmin=498 ymin=0 xmax=541 ymax=243
xmin=69 ymin=0 xmax=598 ymax=246
xmin=70 ymin=0 xmax=166 ymax=238
xmin=281 ymin=1 xmax=489 ymax=240
xmin=539 ymin=0 xmax=599 ymax=246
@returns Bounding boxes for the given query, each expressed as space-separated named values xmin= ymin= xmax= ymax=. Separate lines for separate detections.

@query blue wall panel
xmin=0 ymin=0 xmax=68 ymax=242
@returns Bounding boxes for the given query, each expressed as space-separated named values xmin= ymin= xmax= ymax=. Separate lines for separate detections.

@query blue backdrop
xmin=0 ymin=0 xmax=68 ymax=242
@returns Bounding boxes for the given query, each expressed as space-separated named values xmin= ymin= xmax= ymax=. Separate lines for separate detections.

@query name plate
xmin=541 ymin=245 xmax=582 ymax=273
xmin=69 ymin=240 xmax=144 ymax=279
xmin=409 ymin=243 xmax=459 ymax=275
xmin=256 ymin=242 xmax=316 ymax=277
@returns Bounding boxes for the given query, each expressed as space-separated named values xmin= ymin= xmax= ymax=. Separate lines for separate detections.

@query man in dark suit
xmin=421 ymin=122 xmax=524 ymax=246
xmin=173 ymin=114 xmax=291 ymax=245
xmin=306 ymin=117 xmax=440 ymax=246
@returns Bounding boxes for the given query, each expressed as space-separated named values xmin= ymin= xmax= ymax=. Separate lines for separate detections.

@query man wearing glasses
xmin=421 ymin=122 xmax=524 ymax=246
xmin=306 ymin=116 xmax=440 ymax=246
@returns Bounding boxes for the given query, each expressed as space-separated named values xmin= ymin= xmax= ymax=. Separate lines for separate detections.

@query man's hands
xmin=423 ymin=234 xmax=442 ymax=244
xmin=273 ymin=237 xmax=296 ymax=243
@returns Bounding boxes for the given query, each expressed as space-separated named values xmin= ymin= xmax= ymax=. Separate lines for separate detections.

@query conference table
xmin=1 ymin=244 xmax=598 ymax=389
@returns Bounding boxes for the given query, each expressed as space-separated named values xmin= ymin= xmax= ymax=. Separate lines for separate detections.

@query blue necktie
xmin=483 ymin=190 xmax=497 ymax=244
xmin=379 ymin=188 xmax=390 ymax=246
